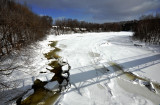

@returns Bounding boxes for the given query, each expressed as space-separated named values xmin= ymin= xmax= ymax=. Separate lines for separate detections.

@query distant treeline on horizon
xmin=54 ymin=14 xmax=160 ymax=45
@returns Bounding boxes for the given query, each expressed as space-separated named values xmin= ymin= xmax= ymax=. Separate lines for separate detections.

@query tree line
xmin=54 ymin=18 xmax=122 ymax=34
xmin=133 ymin=14 xmax=160 ymax=44
xmin=0 ymin=0 xmax=53 ymax=56
xmin=54 ymin=14 xmax=160 ymax=45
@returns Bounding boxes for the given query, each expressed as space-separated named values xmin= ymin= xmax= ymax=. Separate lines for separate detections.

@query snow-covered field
xmin=54 ymin=32 xmax=160 ymax=105
xmin=1 ymin=32 xmax=160 ymax=105
xmin=54 ymin=32 xmax=160 ymax=83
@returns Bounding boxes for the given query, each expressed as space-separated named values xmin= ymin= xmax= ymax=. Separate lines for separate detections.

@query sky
xmin=18 ymin=0 xmax=160 ymax=23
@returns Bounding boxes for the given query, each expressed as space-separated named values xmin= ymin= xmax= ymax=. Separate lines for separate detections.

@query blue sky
xmin=19 ymin=0 xmax=160 ymax=23
xmin=31 ymin=5 xmax=93 ymax=22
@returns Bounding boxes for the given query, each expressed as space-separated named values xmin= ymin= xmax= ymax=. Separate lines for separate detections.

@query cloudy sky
xmin=19 ymin=0 xmax=160 ymax=23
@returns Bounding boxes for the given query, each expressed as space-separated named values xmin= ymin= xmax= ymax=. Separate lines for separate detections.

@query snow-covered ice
xmin=54 ymin=32 xmax=160 ymax=83
xmin=53 ymin=32 xmax=160 ymax=105
xmin=1 ymin=32 xmax=160 ymax=105
xmin=44 ymin=81 xmax=58 ymax=91
xmin=21 ymin=89 xmax=34 ymax=101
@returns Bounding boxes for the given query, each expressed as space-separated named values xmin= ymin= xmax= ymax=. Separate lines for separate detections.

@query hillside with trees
xmin=133 ymin=14 xmax=160 ymax=44
xmin=0 ymin=0 xmax=53 ymax=88
xmin=0 ymin=0 xmax=53 ymax=57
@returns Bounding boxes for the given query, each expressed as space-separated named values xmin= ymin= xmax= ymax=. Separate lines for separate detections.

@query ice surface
xmin=22 ymin=89 xmax=34 ymax=101
xmin=2 ymin=32 xmax=160 ymax=105
xmin=44 ymin=81 xmax=58 ymax=91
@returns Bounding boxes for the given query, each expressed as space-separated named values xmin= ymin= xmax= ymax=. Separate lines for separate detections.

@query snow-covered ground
xmin=54 ymin=32 xmax=160 ymax=82
xmin=53 ymin=32 xmax=160 ymax=105
xmin=1 ymin=32 xmax=160 ymax=105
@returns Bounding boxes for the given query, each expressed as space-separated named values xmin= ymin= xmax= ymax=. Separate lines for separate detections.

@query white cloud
xmin=19 ymin=0 xmax=160 ymax=22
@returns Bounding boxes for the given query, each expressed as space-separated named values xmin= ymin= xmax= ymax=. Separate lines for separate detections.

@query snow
xmin=62 ymin=65 xmax=69 ymax=71
xmin=21 ymin=89 xmax=34 ymax=101
xmin=53 ymin=32 xmax=160 ymax=105
xmin=1 ymin=32 xmax=160 ymax=105
xmin=44 ymin=81 xmax=58 ymax=91
xmin=54 ymin=32 xmax=160 ymax=83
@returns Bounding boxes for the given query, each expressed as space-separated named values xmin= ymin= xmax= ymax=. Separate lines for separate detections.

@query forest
xmin=133 ymin=14 xmax=160 ymax=44
xmin=0 ymin=0 xmax=53 ymax=56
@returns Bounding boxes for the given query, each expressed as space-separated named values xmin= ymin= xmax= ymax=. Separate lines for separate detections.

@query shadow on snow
xmin=1 ymin=53 xmax=160 ymax=102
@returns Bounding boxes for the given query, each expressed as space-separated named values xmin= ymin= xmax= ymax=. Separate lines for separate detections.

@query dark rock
xmin=32 ymin=79 xmax=47 ymax=90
